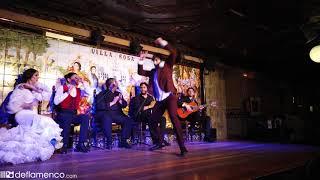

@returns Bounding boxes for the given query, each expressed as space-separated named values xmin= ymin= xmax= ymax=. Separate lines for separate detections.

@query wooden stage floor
xmin=2 ymin=141 xmax=320 ymax=180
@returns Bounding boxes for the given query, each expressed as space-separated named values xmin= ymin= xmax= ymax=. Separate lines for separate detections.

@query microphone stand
xmin=133 ymin=95 xmax=151 ymax=146
xmin=89 ymin=89 xmax=104 ymax=149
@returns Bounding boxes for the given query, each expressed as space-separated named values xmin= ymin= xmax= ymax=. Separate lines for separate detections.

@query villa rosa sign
xmin=91 ymin=48 xmax=136 ymax=62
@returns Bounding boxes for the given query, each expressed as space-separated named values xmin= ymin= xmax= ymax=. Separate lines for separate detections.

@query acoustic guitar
xmin=177 ymin=101 xmax=217 ymax=119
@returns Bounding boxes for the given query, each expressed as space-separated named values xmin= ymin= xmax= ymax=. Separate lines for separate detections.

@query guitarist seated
xmin=130 ymin=82 xmax=170 ymax=146
xmin=177 ymin=87 xmax=212 ymax=141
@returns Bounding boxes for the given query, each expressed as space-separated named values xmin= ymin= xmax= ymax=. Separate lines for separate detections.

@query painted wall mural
xmin=0 ymin=28 xmax=201 ymax=115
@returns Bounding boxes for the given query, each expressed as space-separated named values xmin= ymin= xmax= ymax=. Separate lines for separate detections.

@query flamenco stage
xmin=2 ymin=141 xmax=320 ymax=179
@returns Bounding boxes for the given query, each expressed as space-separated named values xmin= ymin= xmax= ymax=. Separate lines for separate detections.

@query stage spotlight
xmin=129 ymin=40 xmax=143 ymax=55
xmin=90 ymin=30 xmax=105 ymax=46
xmin=309 ymin=45 xmax=320 ymax=63
xmin=203 ymin=59 xmax=216 ymax=72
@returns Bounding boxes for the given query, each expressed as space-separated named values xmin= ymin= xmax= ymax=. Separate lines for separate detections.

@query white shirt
xmin=153 ymin=68 xmax=171 ymax=101
xmin=7 ymin=83 xmax=51 ymax=114
xmin=54 ymin=83 xmax=91 ymax=105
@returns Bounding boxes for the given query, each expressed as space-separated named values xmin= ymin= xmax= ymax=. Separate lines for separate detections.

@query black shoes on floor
xmin=74 ymin=143 xmax=90 ymax=153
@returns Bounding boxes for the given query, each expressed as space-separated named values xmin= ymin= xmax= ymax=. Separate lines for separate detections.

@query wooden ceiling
xmin=1 ymin=0 xmax=320 ymax=80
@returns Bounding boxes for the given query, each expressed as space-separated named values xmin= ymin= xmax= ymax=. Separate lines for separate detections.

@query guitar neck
xmin=194 ymin=102 xmax=217 ymax=110
xmin=191 ymin=104 xmax=207 ymax=111
xmin=194 ymin=104 xmax=208 ymax=108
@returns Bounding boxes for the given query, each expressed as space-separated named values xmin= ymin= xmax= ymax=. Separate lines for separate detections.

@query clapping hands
xmin=112 ymin=95 xmax=121 ymax=103
xmin=20 ymin=83 xmax=42 ymax=93
xmin=154 ymin=37 xmax=164 ymax=46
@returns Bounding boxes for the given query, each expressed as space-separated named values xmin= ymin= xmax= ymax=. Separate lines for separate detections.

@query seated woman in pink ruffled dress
xmin=0 ymin=68 xmax=63 ymax=165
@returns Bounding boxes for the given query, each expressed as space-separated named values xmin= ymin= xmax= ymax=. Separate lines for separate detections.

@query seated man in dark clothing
xmin=178 ymin=87 xmax=212 ymax=141
xmin=130 ymin=82 xmax=170 ymax=146
xmin=95 ymin=78 xmax=132 ymax=149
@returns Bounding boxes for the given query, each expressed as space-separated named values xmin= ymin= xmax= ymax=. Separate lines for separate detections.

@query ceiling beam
xmin=0 ymin=8 xmax=203 ymax=63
